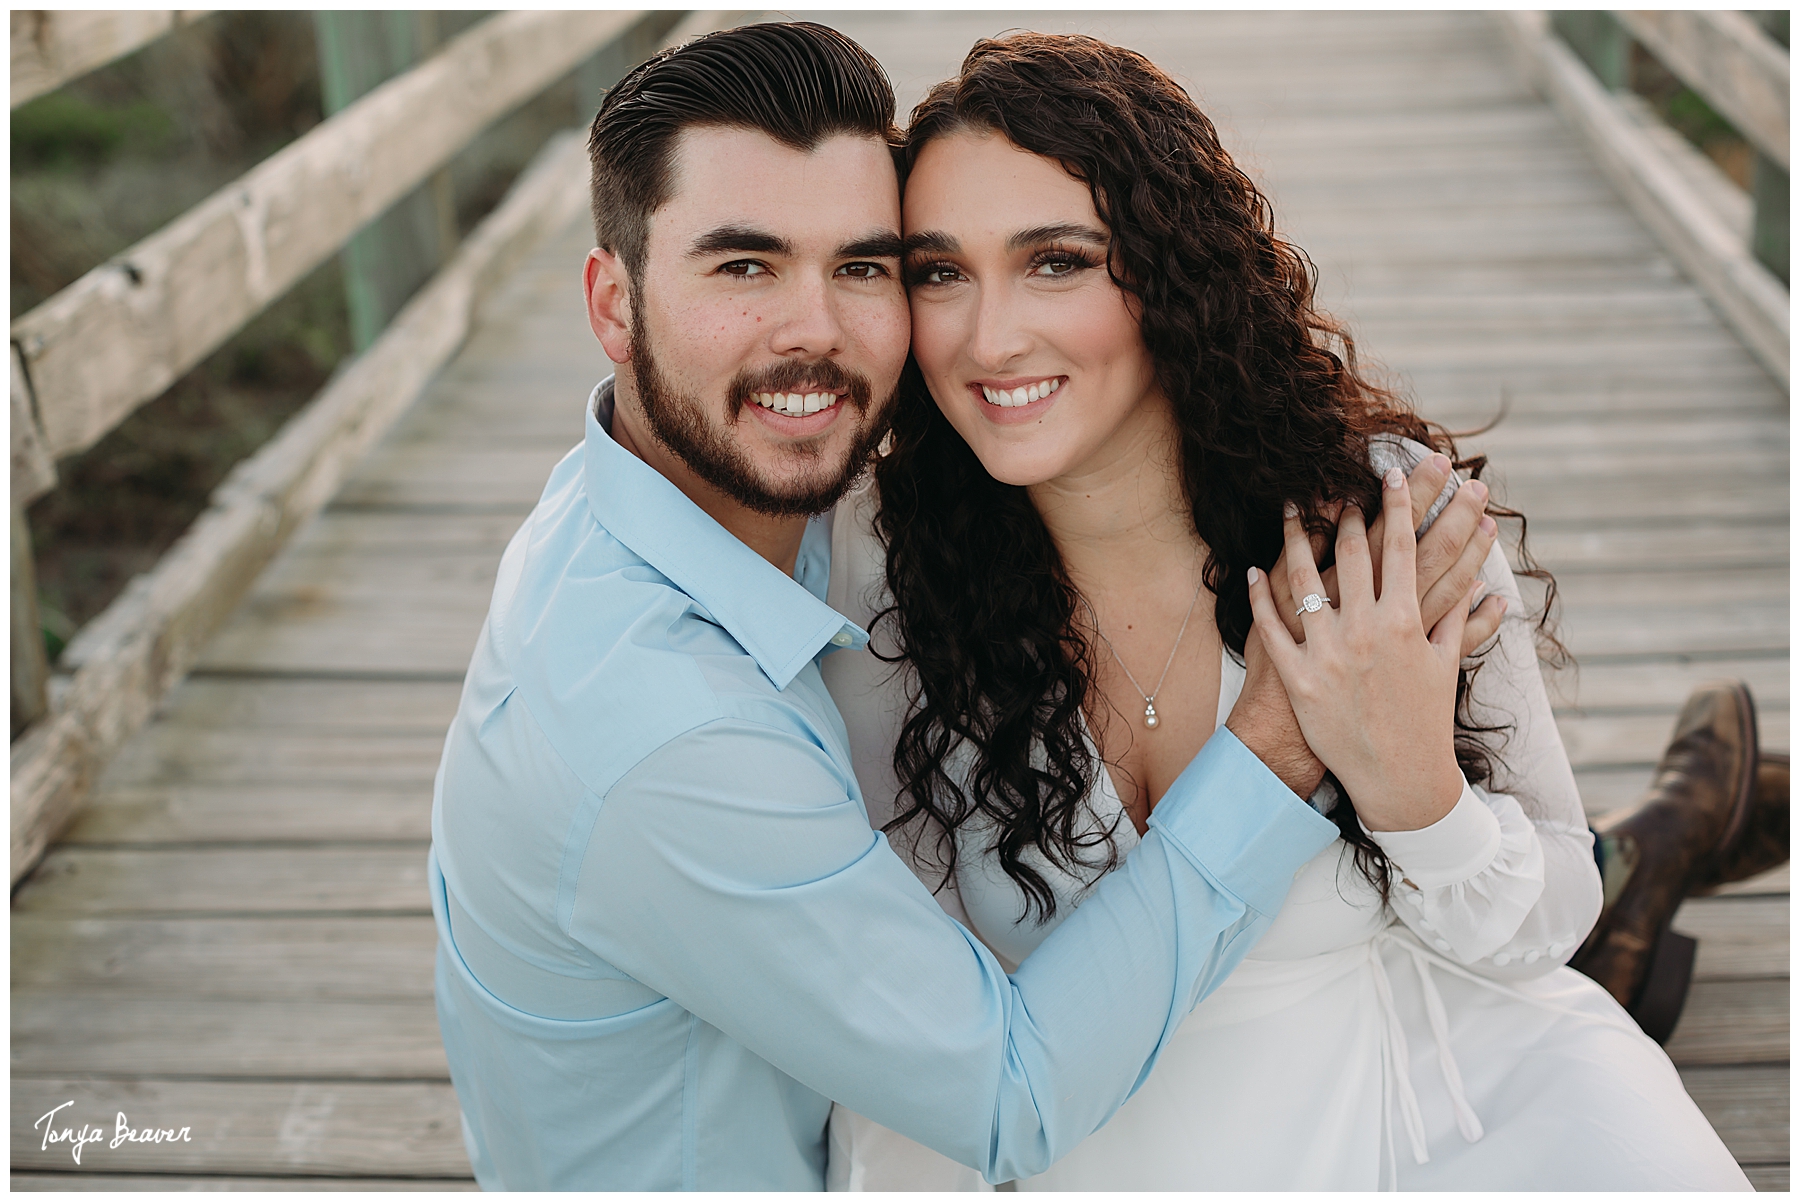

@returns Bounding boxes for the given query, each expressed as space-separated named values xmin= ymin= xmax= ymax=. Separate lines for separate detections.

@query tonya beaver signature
xmin=34 ymin=1101 xmax=192 ymax=1164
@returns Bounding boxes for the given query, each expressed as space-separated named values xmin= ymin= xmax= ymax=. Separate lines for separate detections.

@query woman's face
xmin=903 ymin=130 xmax=1166 ymax=489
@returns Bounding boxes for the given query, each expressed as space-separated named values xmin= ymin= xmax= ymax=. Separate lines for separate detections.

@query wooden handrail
xmin=1498 ymin=12 xmax=1788 ymax=385
xmin=10 ymin=10 xmax=644 ymax=507
xmin=1615 ymin=10 xmax=1789 ymax=170
xmin=10 ymin=10 xmax=211 ymax=109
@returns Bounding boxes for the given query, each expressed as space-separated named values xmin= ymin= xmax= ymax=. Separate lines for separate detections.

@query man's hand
xmin=1266 ymin=452 xmax=1506 ymax=656
xmin=1225 ymin=627 xmax=1326 ymax=798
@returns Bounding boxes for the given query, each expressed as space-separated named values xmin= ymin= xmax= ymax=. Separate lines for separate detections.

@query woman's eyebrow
xmin=1007 ymin=222 xmax=1108 ymax=251
xmin=903 ymin=230 xmax=959 ymax=256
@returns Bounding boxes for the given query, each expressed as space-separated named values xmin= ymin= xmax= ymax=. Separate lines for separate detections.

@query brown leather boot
xmin=1570 ymin=681 xmax=1758 ymax=1043
xmin=1693 ymin=752 xmax=1789 ymax=890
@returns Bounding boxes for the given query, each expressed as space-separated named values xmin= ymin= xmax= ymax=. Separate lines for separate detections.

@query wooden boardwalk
xmin=11 ymin=11 xmax=1787 ymax=1190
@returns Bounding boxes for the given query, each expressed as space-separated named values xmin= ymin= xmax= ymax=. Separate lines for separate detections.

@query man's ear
xmin=584 ymin=247 xmax=634 ymax=364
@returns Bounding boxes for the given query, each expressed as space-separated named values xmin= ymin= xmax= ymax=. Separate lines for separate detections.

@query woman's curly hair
xmin=874 ymin=32 xmax=1555 ymax=923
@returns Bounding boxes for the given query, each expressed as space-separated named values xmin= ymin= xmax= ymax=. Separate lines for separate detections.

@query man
xmin=428 ymin=23 xmax=1348 ymax=1190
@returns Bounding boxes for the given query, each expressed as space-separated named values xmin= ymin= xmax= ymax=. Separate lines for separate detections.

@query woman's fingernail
xmin=1498 ymin=598 xmax=1508 ymax=616
xmin=1384 ymin=466 xmax=1405 ymax=490
xmin=1470 ymin=480 xmax=1488 ymax=502
xmin=1247 ymin=565 xmax=1261 ymax=585
xmin=1432 ymin=453 xmax=1451 ymax=473
xmin=1471 ymin=580 xmax=1488 ymax=600
xmin=1480 ymin=515 xmax=1498 ymax=535
xmin=1283 ymin=501 xmax=1298 ymax=519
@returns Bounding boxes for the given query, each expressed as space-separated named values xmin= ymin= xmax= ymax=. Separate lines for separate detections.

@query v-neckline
xmin=1087 ymin=648 xmax=1244 ymax=831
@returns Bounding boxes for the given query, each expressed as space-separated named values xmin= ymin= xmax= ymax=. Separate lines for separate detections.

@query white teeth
xmin=980 ymin=378 xmax=1061 ymax=408
xmin=753 ymin=390 xmax=838 ymax=417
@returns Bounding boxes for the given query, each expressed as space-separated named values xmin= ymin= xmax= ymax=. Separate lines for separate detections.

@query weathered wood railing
xmin=10 ymin=10 xmax=213 ymax=108
xmin=10 ymin=10 xmax=737 ymax=884
xmin=1498 ymin=11 xmax=1789 ymax=384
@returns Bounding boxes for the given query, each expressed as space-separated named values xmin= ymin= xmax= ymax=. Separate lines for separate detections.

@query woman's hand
xmin=1247 ymin=466 xmax=1471 ymax=832
xmin=1267 ymin=453 xmax=1506 ymax=657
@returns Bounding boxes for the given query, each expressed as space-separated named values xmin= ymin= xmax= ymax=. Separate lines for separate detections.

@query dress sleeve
xmin=1364 ymin=540 xmax=1602 ymax=979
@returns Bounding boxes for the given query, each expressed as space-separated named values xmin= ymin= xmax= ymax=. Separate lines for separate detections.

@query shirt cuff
xmin=1148 ymin=728 xmax=1340 ymax=917
xmin=1362 ymin=781 xmax=1502 ymax=890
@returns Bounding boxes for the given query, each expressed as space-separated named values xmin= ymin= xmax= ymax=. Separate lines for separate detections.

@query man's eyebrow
xmin=687 ymin=225 xmax=792 ymax=258
xmin=902 ymin=230 xmax=959 ymax=256
xmin=836 ymin=231 xmax=905 ymax=260
xmin=1006 ymin=222 xmax=1109 ymax=251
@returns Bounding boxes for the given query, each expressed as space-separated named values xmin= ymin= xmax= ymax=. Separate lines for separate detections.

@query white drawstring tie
xmin=1367 ymin=928 xmax=1647 ymax=1188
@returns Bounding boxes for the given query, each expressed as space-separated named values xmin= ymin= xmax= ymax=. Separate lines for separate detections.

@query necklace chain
xmin=1080 ymin=576 xmax=1204 ymax=730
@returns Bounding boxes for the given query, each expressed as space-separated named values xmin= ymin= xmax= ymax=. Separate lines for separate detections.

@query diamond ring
xmin=1295 ymin=592 xmax=1330 ymax=617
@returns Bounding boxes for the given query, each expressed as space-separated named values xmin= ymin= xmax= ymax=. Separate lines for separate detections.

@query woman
xmin=820 ymin=33 xmax=1748 ymax=1190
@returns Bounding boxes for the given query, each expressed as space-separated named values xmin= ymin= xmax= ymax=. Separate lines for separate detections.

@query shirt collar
xmin=583 ymin=378 xmax=868 ymax=690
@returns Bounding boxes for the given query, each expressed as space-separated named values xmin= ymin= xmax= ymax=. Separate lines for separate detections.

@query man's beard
xmin=628 ymin=319 xmax=895 ymax=518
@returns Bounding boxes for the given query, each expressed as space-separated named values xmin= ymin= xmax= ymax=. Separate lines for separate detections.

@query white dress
xmin=818 ymin=468 xmax=1750 ymax=1191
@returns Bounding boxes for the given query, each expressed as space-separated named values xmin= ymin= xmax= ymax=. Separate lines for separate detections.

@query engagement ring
xmin=1296 ymin=593 xmax=1330 ymax=617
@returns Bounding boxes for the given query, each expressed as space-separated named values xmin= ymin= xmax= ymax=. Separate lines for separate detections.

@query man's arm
xmin=568 ymin=717 xmax=1336 ymax=1183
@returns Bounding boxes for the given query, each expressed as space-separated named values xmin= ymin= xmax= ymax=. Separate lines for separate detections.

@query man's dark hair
xmin=587 ymin=21 xmax=900 ymax=281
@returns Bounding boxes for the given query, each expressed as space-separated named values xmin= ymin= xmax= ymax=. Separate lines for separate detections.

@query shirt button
xmin=1493 ymin=953 xmax=1511 ymax=966
xmin=830 ymin=630 xmax=853 ymax=647
xmin=1434 ymin=939 xmax=1452 ymax=952
xmin=1407 ymin=893 xmax=1425 ymax=907
xmin=1523 ymin=949 xmax=1541 ymax=964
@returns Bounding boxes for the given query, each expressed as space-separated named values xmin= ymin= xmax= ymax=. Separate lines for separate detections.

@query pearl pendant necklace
xmin=1081 ymin=578 xmax=1204 ymax=731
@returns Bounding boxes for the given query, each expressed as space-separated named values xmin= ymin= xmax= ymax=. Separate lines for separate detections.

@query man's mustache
xmin=728 ymin=360 xmax=872 ymax=415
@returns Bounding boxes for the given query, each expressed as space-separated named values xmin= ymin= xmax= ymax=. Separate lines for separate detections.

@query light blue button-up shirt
xmin=429 ymin=379 xmax=1338 ymax=1190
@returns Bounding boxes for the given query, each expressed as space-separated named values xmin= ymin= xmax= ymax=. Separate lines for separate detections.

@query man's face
xmin=623 ymin=126 xmax=909 ymax=516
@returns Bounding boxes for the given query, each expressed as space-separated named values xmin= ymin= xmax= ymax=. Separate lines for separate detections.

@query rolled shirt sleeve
xmin=570 ymin=719 xmax=1337 ymax=1184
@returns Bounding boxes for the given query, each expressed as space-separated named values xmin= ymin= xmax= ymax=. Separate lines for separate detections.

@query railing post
xmin=1552 ymin=11 xmax=1630 ymax=90
xmin=313 ymin=10 xmax=459 ymax=351
xmin=11 ymin=498 xmax=49 ymax=739
xmin=1749 ymin=12 xmax=1789 ymax=286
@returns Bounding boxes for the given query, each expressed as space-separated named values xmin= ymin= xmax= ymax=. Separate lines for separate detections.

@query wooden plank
xmin=10 ymin=11 xmax=209 ymax=109
xmin=1557 ymin=710 xmax=1789 ymax=769
xmin=13 ymin=848 xmax=430 ymax=916
xmin=9 ymin=11 xmax=645 ymax=479
xmin=1678 ymin=1065 xmax=1790 ymax=1166
xmin=10 ymin=1176 xmax=476 ymax=1191
xmin=64 ymin=785 xmax=433 ymax=845
xmin=1673 ymin=897 xmax=1790 ymax=981
xmin=10 ymin=1079 xmax=467 ymax=1178
xmin=1541 ymin=656 xmax=1789 ymax=712
xmin=1574 ymin=765 xmax=1653 ymax=817
xmin=92 ymin=729 xmax=444 ymax=789
xmin=1744 ymin=1164 xmax=1790 ymax=1192
xmin=1522 ymin=525 xmax=1786 ymax=574
xmin=1616 ymin=11 xmax=1789 ymax=169
xmin=104 ymin=677 xmax=464 ymax=734
xmin=8 ymin=128 xmax=591 ymax=886
xmin=1553 ymin=607 xmax=1787 ymax=659
xmin=12 ymin=916 xmax=436 ymax=999
xmin=12 ymin=993 xmax=447 ymax=1077
xmin=1663 ymin=976 xmax=1788 ymax=1066
xmin=1707 ymin=863 xmax=1789 ymax=899
xmin=1493 ymin=12 xmax=1787 ymax=384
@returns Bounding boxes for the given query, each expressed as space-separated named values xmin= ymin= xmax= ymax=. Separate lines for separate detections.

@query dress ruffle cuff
xmin=1360 ymin=782 xmax=1503 ymax=889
